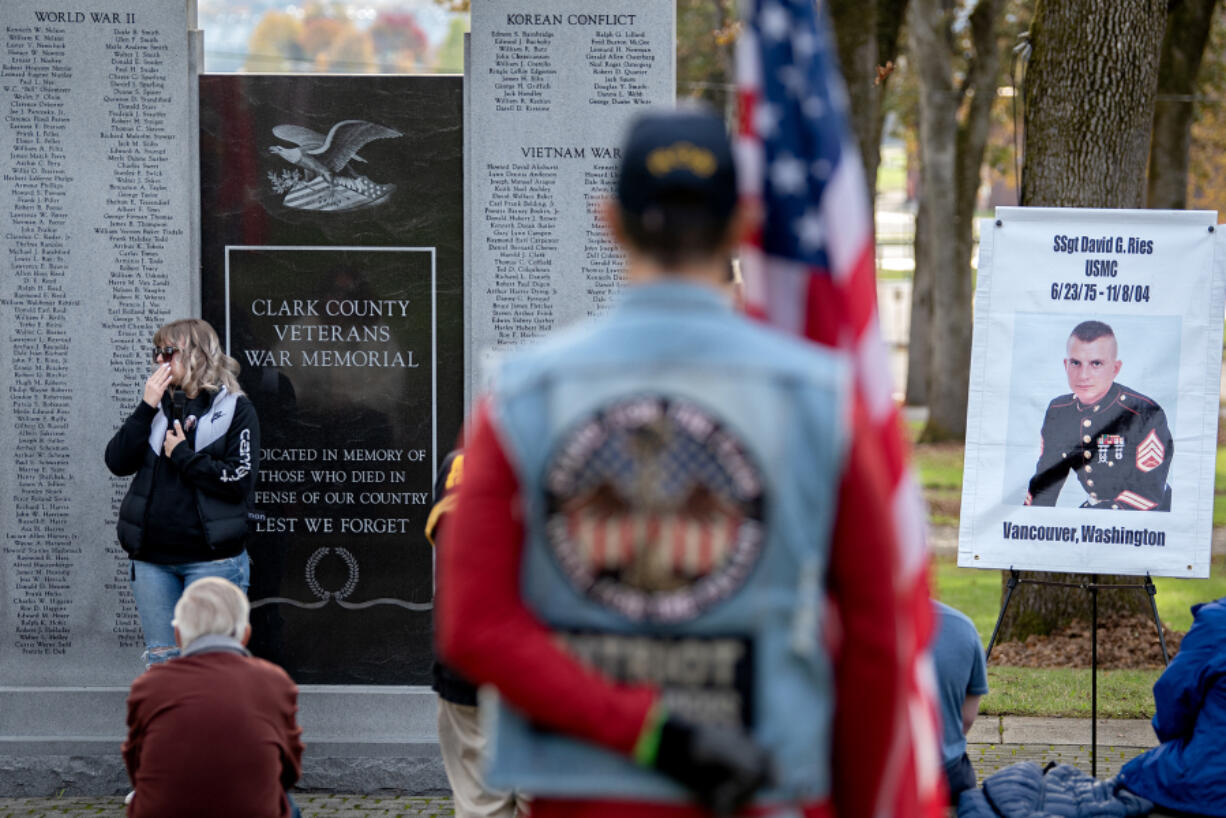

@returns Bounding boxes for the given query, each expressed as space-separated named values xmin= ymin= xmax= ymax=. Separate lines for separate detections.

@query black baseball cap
xmin=616 ymin=106 xmax=738 ymax=220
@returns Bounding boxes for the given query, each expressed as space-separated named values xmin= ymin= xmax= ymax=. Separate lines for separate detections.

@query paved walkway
xmin=0 ymin=795 xmax=453 ymax=817
xmin=967 ymin=715 xmax=1155 ymax=780
xmin=0 ymin=718 xmax=1158 ymax=816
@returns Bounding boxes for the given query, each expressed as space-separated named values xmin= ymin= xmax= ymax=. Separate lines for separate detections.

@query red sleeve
xmin=828 ymin=400 xmax=909 ymax=818
xmin=278 ymin=674 xmax=304 ymax=789
xmin=437 ymin=401 xmax=658 ymax=755
xmin=122 ymin=681 xmax=146 ymax=784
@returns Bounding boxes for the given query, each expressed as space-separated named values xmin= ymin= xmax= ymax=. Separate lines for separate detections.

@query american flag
xmin=736 ymin=1 xmax=945 ymax=816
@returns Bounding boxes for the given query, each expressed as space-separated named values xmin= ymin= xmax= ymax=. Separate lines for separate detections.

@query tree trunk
xmin=830 ymin=0 xmax=881 ymax=201
xmin=830 ymin=0 xmax=912 ymax=208
xmin=1021 ymin=0 xmax=1167 ymax=208
xmin=909 ymin=0 xmax=958 ymax=438
xmin=993 ymin=572 xmax=1157 ymax=644
xmin=1000 ymin=0 xmax=1169 ymax=643
xmin=910 ymin=0 xmax=1003 ymax=441
xmin=1146 ymin=0 xmax=1220 ymax=209
xmin=906 ymin=187 xmax=932 ymax=406
xmin=873 ymin=0 xmax=911 ymax=165
xmin=878 ymin=0 xmax=920 ymax=405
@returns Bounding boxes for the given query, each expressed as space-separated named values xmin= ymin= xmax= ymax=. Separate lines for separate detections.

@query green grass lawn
xmin=875 ymin=267 xmax=912 ymax=281
xmin=1216 ymin=445 xmax=1226 ymax=527
xmin=981 ymin=667 xmax=1162 ymax=718
xmin=876 ymin=162 xmax=906 ymax=193
xmin=918 ymin=433 xmax=1226 ymax=717
xmin=930 ymin=555 xmax=1207 ymax=719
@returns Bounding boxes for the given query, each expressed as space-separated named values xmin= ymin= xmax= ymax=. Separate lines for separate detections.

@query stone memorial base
xmin=0 ymin=688 xmax=445 ymax=796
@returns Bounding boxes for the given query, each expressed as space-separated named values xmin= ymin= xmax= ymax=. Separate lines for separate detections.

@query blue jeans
xmin=130 ymin=551 xmax=250 ymax=667
xmin=945 ymin=752 xmax=978 ymax=806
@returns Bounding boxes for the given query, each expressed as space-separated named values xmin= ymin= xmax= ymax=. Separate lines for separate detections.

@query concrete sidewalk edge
xmin=968 ymin=716 xmax=1156 ymax=748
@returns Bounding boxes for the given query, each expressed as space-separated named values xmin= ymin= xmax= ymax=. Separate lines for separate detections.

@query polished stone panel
xmin=199 ymin=75 xmax=464 ymax=686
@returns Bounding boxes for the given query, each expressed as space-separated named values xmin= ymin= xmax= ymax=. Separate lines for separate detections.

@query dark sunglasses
xmin=152 ymin=345 xmax=181 ymax=362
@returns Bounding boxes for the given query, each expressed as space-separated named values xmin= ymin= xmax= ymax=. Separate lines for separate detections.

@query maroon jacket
xmin=123 ymin=644 xmax=304 ymax=818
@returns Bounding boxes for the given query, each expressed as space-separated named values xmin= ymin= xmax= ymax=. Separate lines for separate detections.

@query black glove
xmin=648 ymin=715 xmax=775 ymax=815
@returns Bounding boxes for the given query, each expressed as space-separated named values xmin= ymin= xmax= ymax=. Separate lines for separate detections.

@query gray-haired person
xmin=122 ymin=577 xmax=304 ymax=818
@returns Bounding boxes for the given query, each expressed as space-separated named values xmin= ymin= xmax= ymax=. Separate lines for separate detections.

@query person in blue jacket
xmin=1117 ymin=597 xmax=1226 ymax=816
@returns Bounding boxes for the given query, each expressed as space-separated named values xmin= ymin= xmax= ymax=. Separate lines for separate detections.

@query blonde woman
xmin=105 ymin=318 xmax=260 ymax=668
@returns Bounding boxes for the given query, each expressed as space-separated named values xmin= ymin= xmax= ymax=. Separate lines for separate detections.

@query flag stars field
xmin=753 ymin=101 xmax=781 ymax=138
xmin=792 ymin=28 xmax=818 ymax=59
xmin=777 ymin=65 xmax=805 ymax=96
xmin=803 ymin=94 xmax=825 ymax=120
xmin=769 ymin=153 xmax=808 ymax=196
xmin=794 ymin=209 xmax=825 ymax=252
xmin=759 ymin=2 xmax=790 ymax=41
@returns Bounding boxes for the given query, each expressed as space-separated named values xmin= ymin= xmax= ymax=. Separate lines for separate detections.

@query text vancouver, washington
xmin=1001 ymin=522 xmax=1166 ymax=547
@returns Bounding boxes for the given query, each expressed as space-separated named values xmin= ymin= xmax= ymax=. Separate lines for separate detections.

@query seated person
xmin=1117 ymin=597 xmax=1226 ymax=817
xmin=123 ymin=577 xmax=304 ymax=818
xmin=932 ymin=600 xmax=989 ymax=804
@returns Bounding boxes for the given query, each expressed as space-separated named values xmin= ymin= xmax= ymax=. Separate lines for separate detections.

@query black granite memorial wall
xmin=199 ymin=75 xmax=462 ymax=685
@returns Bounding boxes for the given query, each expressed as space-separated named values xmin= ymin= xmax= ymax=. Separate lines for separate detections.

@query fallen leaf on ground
xmin=990 ymin=614 xmax=1183 ymax=669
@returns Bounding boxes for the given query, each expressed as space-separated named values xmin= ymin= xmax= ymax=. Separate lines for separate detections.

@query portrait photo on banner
xmin=1003 ymin=312 xmax=1181 ymax=512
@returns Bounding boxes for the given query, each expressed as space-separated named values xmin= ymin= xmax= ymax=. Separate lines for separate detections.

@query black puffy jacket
xmin=105 ymin=387 xmax=260 ymax=561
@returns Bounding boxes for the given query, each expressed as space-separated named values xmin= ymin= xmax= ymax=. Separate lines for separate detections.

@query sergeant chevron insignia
xmin=1136 ymin=429 xmax=1165 ymax=473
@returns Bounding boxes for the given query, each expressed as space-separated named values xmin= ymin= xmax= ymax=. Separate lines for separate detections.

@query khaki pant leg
xmin=437 ymin=699 xmax=525 ymax=818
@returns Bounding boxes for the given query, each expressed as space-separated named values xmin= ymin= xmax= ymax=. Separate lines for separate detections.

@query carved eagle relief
xmin=266 ymin=119 xmax=402 ymax=212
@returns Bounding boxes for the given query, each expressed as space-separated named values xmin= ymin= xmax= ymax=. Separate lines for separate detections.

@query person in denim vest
xmin=439 ymin=107 xmax=927 ymax=818
xmin=105 ymin=318 xmax=259 ymax=667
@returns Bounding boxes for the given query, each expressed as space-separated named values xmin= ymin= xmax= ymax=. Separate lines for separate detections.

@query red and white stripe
xmin=1116 ymin=491 xmax=1158 ymax=511
xmin=737 ymin=8 xmax=942 ymax=817
xmin=570 ymin=512 xmax=740 ymax=578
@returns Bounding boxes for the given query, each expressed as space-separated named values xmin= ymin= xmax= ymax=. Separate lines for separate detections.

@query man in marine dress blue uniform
xmin=1025 ymin=320 xmax=1172 ymax=510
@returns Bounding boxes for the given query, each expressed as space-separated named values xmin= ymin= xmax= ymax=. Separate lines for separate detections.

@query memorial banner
xmin=200 ymin=75 xmax=462 ymax=684
xmin=959 ymin=207 xmax=1225 ymax=577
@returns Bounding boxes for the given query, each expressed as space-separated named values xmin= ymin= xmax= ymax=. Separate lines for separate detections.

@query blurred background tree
xmin=207 ymin=1 xmax=463 ymax=74
xmin=1187 ymin=2 xmax=1226 ymax=216
xmin=219 ymin=2 xmax=745 ymax=95
xmin=242 ymin=11 xmax=305 ymax=72
xmin=369 ymin=12 xmax=431 ymax=72
xmin=434 ymin=17 xmax=467 ymax=74
xmin=1147 ymin=0 xmax=1221 ymax=210
xmin=675 ymin=0 xmax=738 ymax=113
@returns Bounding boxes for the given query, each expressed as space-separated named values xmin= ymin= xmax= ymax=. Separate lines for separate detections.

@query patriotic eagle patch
xmin=543 ymin=395 xmax=766 ymax=623
xmin=1136 ymin=429 xmax=1165 ymax=473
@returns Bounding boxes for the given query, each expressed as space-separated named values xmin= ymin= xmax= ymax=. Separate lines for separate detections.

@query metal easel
xmin=984 ymin=569 xmax=1169 ymax=777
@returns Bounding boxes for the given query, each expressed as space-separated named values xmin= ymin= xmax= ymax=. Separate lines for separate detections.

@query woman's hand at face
xmin=144 ymin=363 xmax=172 ymax=409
